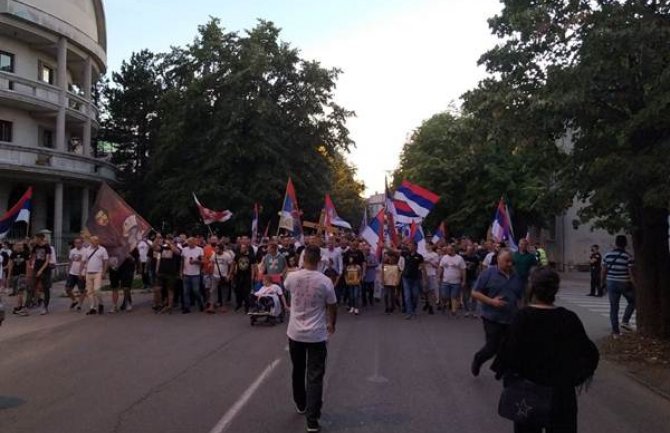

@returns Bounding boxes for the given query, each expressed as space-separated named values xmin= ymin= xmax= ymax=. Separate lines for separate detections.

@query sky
xmin=105 ymin=0 xmax=502 ymax=196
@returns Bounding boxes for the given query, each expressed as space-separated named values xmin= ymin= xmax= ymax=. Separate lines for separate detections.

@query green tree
xmin=479 ymin=0 xmax=670 ymax=337
xmin=328 ymin=151 xmax=365 ymax=229
xmin=100 ymin=50 xmax=163 ymax=217
xmin=102 ymin=19 xmax=356 ymax=236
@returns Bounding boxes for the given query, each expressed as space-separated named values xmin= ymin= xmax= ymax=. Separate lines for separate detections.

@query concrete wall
xmin=0 ymin=106 xmax=37 ymax=146
xmin=0 ymin=35 xmax=75 ymax=85
xmin=15 ymin=0 xmax=99 ymax=42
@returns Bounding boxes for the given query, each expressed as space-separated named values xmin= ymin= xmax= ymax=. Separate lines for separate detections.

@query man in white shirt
xmin=285 ymin=245 xmax=337 ymax=433
xmin=81 ymin=236 xmax=109 ymax=315
xmin=137 ymin=237 xmax=152 ymax=289
xmin=207 ymin=243 xmax=234 ymax=313
xmin=181 ymin=237 xmax=204 ymax=313
xmin=321 ymin=239 xmax=342 ymax=276
xmin=422 ymin=242 xmax=440 ymax=315
xmin=65 ymin=237 xmax=87 ymax=311
xmin=438 ymin=244 xmax=466 ymax=316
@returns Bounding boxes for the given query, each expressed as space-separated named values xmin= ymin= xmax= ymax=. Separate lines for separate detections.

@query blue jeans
xmin=347 ymin=285 xmax=361 ymax=309
xmin=402 ymin=277 xmax=421 ymax=315
xmin=608 ymin=280 xmax=635 ymax=334
xmin=183 ymin=275 xmax=204 ymax=311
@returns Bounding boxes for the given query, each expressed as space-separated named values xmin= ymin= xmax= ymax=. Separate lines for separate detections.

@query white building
xmin=0 ymin=0 xmax=114 ymax=251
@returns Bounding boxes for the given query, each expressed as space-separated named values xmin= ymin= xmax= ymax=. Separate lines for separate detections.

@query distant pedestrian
xmin=181 ymin=237 xmax=205 ymax=313
xmin=30 ymin=234 xmax=51 ymax=315
xmin=513 ymin=238 xmax=537 ymax=290
xmin=400 ymin=241 xmax=424 ymax=320
xmin=588 ymin=245 xmax=602 ymax=297
xmin=65 ymin=237 xmax=87 ymax=311
xmin=471 ymin=249 xmax=524 ymax=377
xmin=285 ymin=245 xmax=337 ymax=433
xmin=494 ymin=267 xmax=599 ymax=433
xmin=439 ymin=244 xmax=466 ymax=317
xmin=232 ymin=243 xmax=256 ymax=313
xmin=602 ymin=235 xmax=636 ymax=337
xmin=382 ymin=251 xmax=402 ymax=314
xmin=342 ymin=239 xmax=365 ymax=315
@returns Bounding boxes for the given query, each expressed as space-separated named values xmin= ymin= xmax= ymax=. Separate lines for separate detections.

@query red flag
xmin=193 ymin=193 xmax=233 ymax=224
xmin=86 ymin=183 xmax=152 ymax=266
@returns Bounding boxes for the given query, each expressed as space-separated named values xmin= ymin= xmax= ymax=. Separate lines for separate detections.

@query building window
xmin=0 ymin=120 xmax=12 ymax=142
xmin=42 ymin=129 xmax=54 ymax=148
xmin=0 ymin=51 xmax=14 ymax=73
xmin=38 ymin=62 xmax=55 ymax=85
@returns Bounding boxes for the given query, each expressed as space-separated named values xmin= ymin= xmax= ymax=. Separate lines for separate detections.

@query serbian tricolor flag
xmin=324 ymin=194 xmax=352 ymax=230
xmin=278 ymin=178 xmax=303 ymax=240
xmin=431 ymin=221 xmax=447 ymax=244
xmin=491 ymin=197 xmax=517 ymax=250
xmin=251 ymin=203 xmax=260 ymax=245
xmin=384 ymin=178 xmax=400 ymax=247
xmin=362 ymin=208 xmax=385 ymax=260
xmin=393 ymin=180 xmax=440 ymax=222
xmin=193 ymin=193 xmax=233 ymax=225
xmin=409 ymin=220 xmax=428 ymax=256
xmin=0 ymin=186 xmax=32 ymax=238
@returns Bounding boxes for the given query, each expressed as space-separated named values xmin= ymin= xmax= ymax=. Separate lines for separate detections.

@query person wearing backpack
xmin=493 ymin=267 xmax=599 ymax=433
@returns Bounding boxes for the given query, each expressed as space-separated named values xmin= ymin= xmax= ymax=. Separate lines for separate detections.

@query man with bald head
xmin=470 ymin=248 xmax=523 ymax=376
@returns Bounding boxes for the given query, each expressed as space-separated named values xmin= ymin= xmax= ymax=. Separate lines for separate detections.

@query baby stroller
xmin=248 ymin=294 xmax=285 ymax=326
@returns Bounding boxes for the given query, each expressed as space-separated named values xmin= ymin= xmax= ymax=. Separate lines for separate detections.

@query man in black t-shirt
xmin=401 ymin=241 xmax=424 ymax=320
xmin=31 ymin=234 xmax=51 ymax=314
xmin=461 ymin=245 xmax=481 ymax=317
xmin=589 ymin=245 xmax=603 ymax=297
xmin=154 ymin=235 xmax=181 ymax=313
xmin=8 ymin=242 xmax=30 ymax=316
xmin=232 ymin=243 xmax=256 ymax=312
xmin=342 ymin=240 xmax=366 ymax=315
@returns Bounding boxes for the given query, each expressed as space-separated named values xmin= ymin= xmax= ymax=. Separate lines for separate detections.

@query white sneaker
xmin=40 ymin=308 xmax=48 ymax=315
xmin=354 ymin=308 xmax=359 ymax=315
xmin=348 ymin=307 xmax=354 ymax=314
xmin=621 ymin=323 xmax=634 ymax=332
xmin=126 ymin=304 xmax=133 ymax=312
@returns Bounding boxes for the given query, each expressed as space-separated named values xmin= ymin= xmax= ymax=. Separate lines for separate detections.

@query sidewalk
xmin=0 ymin=279 xmax=152 ymax=343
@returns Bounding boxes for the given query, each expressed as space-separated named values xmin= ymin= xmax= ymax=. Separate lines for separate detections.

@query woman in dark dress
xmin=494 ymin=267 xmax=600 ymax=433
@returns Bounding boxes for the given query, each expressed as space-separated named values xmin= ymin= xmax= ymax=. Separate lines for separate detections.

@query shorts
xmin=424 ymin=275 xmax=439 ymax=295
xmin=110 ymin=270 xmax=133 ymax=289
xmin=66 ymin=274 xmax=85 ymax=292
xmin=11 ymin=275 xmax=27 ymax=293
xmin=440 ymin=283 xmax=462 ymax=299
xmin=157 ymin=274 xmax=177 ymax=291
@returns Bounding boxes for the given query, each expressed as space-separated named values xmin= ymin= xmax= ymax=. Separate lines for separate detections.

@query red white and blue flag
xmin=393 ymin=180 xmax=440 ymax=222
xmin=362 ymin=208 xmax=385 ymax=260
xmin=431 ymin=221 xmax=447 ymax=244
xmin=324 ymin=194 xmax=352 ymax=230
xmin=278 ymin=178 xmax=303 ymax=240
xmin=384 ymin=178 xmax=400 ymax=247
xmin=0 ymin=186 xmax=32 ymax=238
xmin=193 ymin=193 xmax=233 ymax=225
xmin=251 ymin=203 xmax=260 ymax=245
xmin=409 ymin=220 xmax=428 ymax=256
xmin=491 ymin=197 xmax=517 ymax=250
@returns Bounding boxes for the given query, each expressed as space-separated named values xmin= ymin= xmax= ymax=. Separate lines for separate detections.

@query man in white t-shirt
xmin=422 ymin=242 xmax=440 ymax=314
xmin=65 ymin=237 xmax=87 ymax=311
xmin=81 ymin=236 xmax=109 ymax=315
xmin=181 ymin=237 xmax=204 ymax=313
xmin=438 ymin=244 xmax=466 ymax=316
xmin=207 ymin=243 xmax=234 ymax=313
xmin=137 ymin=237 xmax=152 ymax=289
xmin=285 ymin=245 xmax=337 ymax=433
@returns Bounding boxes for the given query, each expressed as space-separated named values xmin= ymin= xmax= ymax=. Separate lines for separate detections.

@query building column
xmin=82 ymin=57 xmax=92 ymax=157
xmin=54 ymin=183 xmax=64 ymax=253
xmin=32 ymin=187 xmax=47 ymax=235
xmin=56 ymin=37 xmax=68 ymax=152
xmin=0 ymin=182 xmax=11 ymax=214
xmin=81 ymin=187 xmax=90 ymax=230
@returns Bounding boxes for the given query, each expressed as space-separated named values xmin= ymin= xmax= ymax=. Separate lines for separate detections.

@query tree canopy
xmin=101 ymin=18 xmax=363 ymax=235
xmin=398 ymin=0 xmax=670 ymax=337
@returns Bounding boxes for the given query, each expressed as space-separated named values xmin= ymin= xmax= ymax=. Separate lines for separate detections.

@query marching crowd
xmin=0 ymin=230 xmax=634 ymax=339
xmin=0 ymin=231 xmax=546 ymax=318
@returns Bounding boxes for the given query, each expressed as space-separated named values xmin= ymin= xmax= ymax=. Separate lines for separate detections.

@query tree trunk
xmin=631 ymin=206 xmax=670 ymax=338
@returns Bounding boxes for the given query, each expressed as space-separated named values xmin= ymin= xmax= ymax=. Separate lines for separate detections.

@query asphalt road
xmin=0 ymin=278 xmax=668 ymax=433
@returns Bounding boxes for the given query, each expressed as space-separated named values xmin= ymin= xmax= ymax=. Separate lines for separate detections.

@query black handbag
xmin=498 ymin=375 xmax=554 ymax=425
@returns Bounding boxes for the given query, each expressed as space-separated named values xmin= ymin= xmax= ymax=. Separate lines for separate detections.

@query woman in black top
xmin=494 ymin=267 xmax=599 ymax=433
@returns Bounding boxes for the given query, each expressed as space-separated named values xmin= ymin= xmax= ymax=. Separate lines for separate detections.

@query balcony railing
xmin=0 ymin=141 xmax=116 ymax=182
xmin=0 ymin=71 xmax=98 ymax=123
